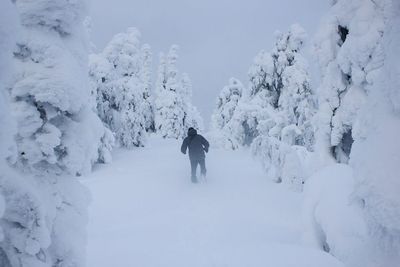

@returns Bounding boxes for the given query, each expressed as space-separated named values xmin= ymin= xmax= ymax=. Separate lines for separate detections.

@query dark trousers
xmin=190 ymin=157 xmax=206 ymax=183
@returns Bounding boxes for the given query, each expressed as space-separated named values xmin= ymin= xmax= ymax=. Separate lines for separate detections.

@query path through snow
xmin=83 ymin=136 xmax=343 ymax=267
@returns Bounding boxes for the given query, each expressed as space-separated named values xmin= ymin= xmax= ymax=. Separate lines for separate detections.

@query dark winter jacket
xmin=181 ymin=128 xmax=209 ymax=160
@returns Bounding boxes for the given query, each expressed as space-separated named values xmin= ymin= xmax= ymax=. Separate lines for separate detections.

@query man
xmin=181 ymin=127 xmax=210 ymax=183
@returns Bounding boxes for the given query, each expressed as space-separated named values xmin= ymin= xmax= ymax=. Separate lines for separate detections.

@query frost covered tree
xmin=140 ymin=44 xmax=155 ymax=132
xmin=155 ymin=45 xmax=202 ymax=138
xmin=211 ymin=78 xmax=243 ymax=131
xmin=181 ymin=73 xmax=204 ymax=131
xmin=0 ymin=0 xmax=98 ymax=266
xmin=0 ymin=4 xmax=19 ymax=265
xmin=155 ymin=47 xmax=185 ymax=139
xmin=226 ymin=24 xmax=316 ymax=188
xmin=11 ymin=0 xmax=111 ymax=175
xmin=210 ymin=25 xmax=315 ymax=187
xmin=350 ymin=2 xmax=400 ymax=263
xmin=303 ymin=1 xmax=400 ymax=266
xmin=228 ymin=25 xmax=315 ymax=153
xmin=312 ymin=0 xmax=387 ymax=164
xmin=210 ymin=78 xmax=244 ymax=148
xmin=90 ymin=28 xmax=153 ymax=148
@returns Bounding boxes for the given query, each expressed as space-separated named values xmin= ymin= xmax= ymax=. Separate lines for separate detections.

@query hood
xmin=188 ymin=127 xmax=197 ymax=137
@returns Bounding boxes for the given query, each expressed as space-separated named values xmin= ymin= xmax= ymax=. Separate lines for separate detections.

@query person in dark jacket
xmin=181 ymin=127 xmax=210 ymax=183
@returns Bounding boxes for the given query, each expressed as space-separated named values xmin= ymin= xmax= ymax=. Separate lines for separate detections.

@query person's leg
xmin=190 ymin=158 xmax=198 ymax=183
xmin=199 ymin=157 xmax=207 ymax=177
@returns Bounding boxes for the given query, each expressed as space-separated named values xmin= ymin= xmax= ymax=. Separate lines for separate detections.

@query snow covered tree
xmin=248 ymin=25 xmax=316 ymax=189
xmin=155 ymin=46 xmax=185 ymax=139
xmin=0 ymin=4 xmax=19 ymax=265
xmin=11 ymin=0 xmax=111 ymax=175
xmin=155 ymin=45 xmax=202 ymax=138
xmin=350 ymin=2 xmax=400 ymax=263
xmin=211 ymin=77 xmax=244 ymax=131
xmin=140 ymin=44 xmax=155 ymax=132
xmin=313 ymin=0 xmax=386 ymax=164
xmin=181 ymin=73 xmax=204 ymax=131
xmin=209 ymin=78 xmax=244 ymax=148
xmin=227 ymin=50 xmax=274 ymax=147
xmin=90 ymin=28 xmax=153 ymax=148
xmin=303 ymin=1 xmax=400 ymax=266
xmin=211 ymin=26 xmax=315 ymax=189
xmin=0 ymin=1 xmax=97 ymax=266
xmin=227 ymin=25 xmax=313 ymax=149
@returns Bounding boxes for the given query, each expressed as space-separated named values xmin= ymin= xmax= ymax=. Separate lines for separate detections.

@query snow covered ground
xmin=83 ymin=136 xmax=343 ymax=267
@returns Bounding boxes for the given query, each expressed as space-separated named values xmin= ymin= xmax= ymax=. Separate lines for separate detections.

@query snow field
xmin=83 ymin=136 xmax=343 ymax=267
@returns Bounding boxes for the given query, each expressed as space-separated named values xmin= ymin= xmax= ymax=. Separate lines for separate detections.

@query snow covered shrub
xmin=247 ymin=24 xmax=316 ymax=188
xmin=90 ymin=28 xmax=153 ymax=148
xmin=155 ymin=45 xmax=203 ymax=139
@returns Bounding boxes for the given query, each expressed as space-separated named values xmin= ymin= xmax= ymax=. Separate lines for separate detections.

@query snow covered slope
xmin=83 ymin=136 xmax=343 ymax=267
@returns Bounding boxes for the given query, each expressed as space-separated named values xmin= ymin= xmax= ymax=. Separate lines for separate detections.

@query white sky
xmin=89 ymin=0 xmax=330 ymax=127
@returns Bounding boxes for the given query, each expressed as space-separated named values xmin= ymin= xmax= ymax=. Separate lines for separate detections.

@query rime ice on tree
xmin=155 ymin=45 xmax=203 ymax=139
xmin=90 ymin=28 xmax=154 ymax=148
xmin=0 ymin=0 xmax=96 ymax=266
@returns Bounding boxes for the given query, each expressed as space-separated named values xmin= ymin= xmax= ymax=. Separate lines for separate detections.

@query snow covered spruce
xmin=89 ymin=28 xmax=154 ymax=148
xmin=210 ymin=77 xmax=244 ymax=149
xmin=211 ymin=24 xmax=316 ymax=190
xmin=303 ymin=1 xmax=400 ymax=266
xmin=0 ymin=0 xmax=96 ymax=266
xmin=211 ymin=2 xmax=400 ymax=266
xmin=155 ymin=45 xmax=203 ymax=139
xmin=0 ymin=0 xmax=399 ymax=266
xmin=11 ymin=0 xmax=111 ymax=175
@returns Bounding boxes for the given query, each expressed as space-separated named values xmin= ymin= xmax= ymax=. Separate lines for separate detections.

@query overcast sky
xmin=89 ymin=0 xmax=330 ymax=127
